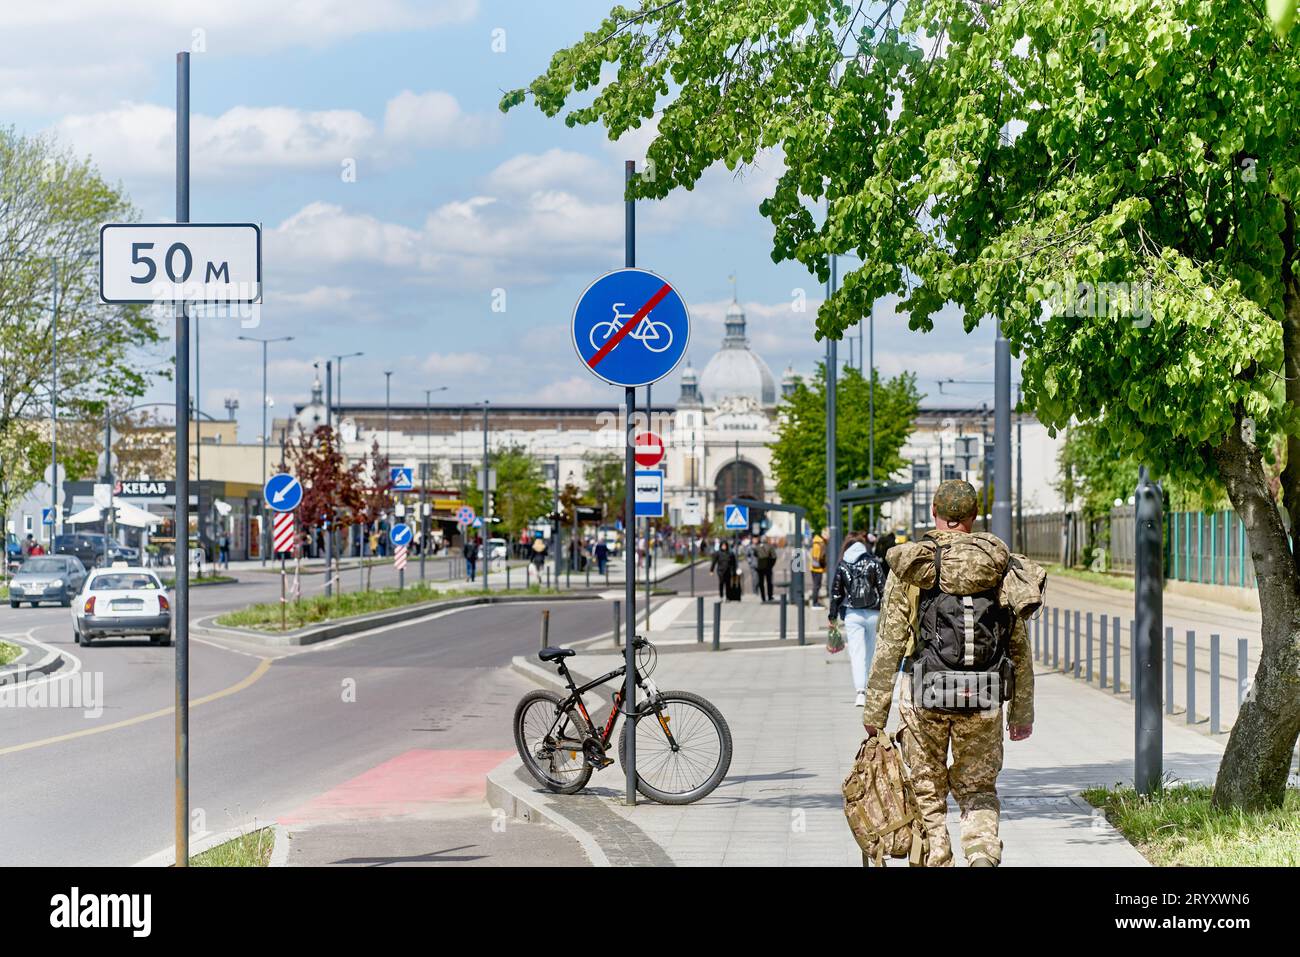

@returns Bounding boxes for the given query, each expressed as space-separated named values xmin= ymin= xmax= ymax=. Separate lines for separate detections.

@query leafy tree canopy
xmin=770 ymin=363 xmax=921 ymax=529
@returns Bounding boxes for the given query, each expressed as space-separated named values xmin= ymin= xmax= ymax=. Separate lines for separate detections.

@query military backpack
xmin=842 ymin=732 xmax=927 ymax=866
xmin=910 ymin=543 xmax=1015 ymax=712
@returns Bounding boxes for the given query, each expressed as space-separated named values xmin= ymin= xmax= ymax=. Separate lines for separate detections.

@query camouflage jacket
xmin=862 ymin=529 xmax=1035 ymax=729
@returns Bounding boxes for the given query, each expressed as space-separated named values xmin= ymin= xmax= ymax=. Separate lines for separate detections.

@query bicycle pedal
xmin=593 ymin=756 xmax=615 ymax=769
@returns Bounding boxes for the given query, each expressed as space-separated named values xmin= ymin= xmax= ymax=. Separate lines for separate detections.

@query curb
xmin=0 ymin=639 xmax=66 ymax=686
xmin=193 ymin=591 xmax=604 ymax=648
xmin=485 ymin=756 xmax=611 ymax=867
xmin=268 ymin=824 xmax=291 ymax=867
xmin=131 ymin=821 xmax=278 ymax=867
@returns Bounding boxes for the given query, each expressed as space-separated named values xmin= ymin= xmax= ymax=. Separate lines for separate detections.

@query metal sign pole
xmin=623 ymin=158 xmax=638 ymax=807
xmin=173 ymin=49 xmax=191 ymax=868
xmin=1134 ymin=466 xmax=1164 ymax=795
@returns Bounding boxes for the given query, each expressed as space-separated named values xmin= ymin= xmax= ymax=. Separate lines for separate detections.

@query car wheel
xmin=74 ymin=628 xmax=81 ymax=644
xmin=29 ymin=601 xmax=38 ymax=608
xmin=8 ymin=601 xmax=16 ymax=609
xmin=60 ymin=595 xmax=71 ymax=607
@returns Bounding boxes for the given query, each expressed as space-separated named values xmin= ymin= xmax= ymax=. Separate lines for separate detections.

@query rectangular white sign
xmin=99 ymin=223 xmax=262 ymax=304
xmin=682 ymin=495 xmax=703 ymax=526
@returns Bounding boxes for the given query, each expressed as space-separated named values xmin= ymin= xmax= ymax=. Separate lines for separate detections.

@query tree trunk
xmin=1209 ymin=417 xmax=1300 ymax=810
xmin=1280 ymin=200 xmax=1300 ymax=571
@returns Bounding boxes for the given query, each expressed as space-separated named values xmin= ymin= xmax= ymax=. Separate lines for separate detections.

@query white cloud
xmin=48 ymin=90 xmax=493 ymax=182
xmin=0 ymin=1 xmax=479 ymax=113
xmin=383 ymin=90 xmax=499 ymax=149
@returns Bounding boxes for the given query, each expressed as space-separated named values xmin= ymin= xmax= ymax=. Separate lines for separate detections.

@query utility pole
xmin=868 ymin=299 xmax=875 ymax=531
xmin=173 ymin=49 xmax=191 ymax=869
xmin=481 ymin=401 xmax=490 ymax=593
xmin=825 ymin=253 xmax=839 ymax=567
xmin=384 ymin=371 xmax=393 ymax=460
xmin=239 ymin=333 xmax=293 ymax=564
xmin=992 ymin=315 xmax=1013 ymax=544
xmin=553 ymin=454 xmax=562 ymax=581
xmin=50 ymin=260 xmax=58 ymax=546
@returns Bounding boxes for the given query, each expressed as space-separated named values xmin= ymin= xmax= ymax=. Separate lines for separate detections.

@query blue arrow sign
xmin=390 ymin=522 xmax=413 ymax=547
xmin=263 ymin=473 xmax=302 ymax=512
xmin=724 ymin=504 xmax=749 ymax=530
xmin=390 ymin=467 xmax=414 ymax=491
xmin=572 ymin=268 xmax=690 ymax=389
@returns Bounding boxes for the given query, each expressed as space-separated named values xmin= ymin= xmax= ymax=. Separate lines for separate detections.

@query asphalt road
xmin=0 ymin=559 xmax=692 ymax=866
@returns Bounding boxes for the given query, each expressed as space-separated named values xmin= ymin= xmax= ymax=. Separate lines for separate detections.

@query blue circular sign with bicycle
xmin=572 ymin=267 xmax=690 ymax=388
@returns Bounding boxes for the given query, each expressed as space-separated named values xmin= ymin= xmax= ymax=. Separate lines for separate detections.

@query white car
xmin=72 ymin=565 xmax=173 ymax=647
xmin=488 ymin=537 xmax=508 ymax=561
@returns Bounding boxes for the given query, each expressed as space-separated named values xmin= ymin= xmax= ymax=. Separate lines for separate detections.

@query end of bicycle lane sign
xmin=572 ymin=267 xmax=690 ymax=388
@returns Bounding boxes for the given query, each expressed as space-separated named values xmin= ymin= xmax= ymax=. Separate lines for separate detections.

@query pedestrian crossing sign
xmin=724 ymin=504 xmax=748 ymax=530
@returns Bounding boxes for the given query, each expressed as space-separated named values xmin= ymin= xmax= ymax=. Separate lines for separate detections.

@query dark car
xmin=9 ymin=555 xmax=89 ymax=608
xmin=53 ymin=533 xmax=135 ymax=569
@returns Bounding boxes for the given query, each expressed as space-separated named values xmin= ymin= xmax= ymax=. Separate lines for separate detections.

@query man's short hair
xmin=933 ymin=479 xmax=978 ymax=521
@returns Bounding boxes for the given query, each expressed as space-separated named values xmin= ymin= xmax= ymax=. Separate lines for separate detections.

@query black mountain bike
xmin=513 ymin=637 xmax=732 ymax=805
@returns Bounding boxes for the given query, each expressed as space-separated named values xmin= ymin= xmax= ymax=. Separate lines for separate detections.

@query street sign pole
xmin=993 ymin=314 xmax=1013 ymax=544
xmin=1134 ymin=466 xmax=1164 ymax=795
xmin=482 ymin=403 xmax=489 ymax=594
xmin=623 ymin=158 xmax=637 ymax=807
xmin=173 ymin=49 xmax=191 ymax=869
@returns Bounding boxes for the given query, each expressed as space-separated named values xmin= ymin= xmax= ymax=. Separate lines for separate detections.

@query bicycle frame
xmin=545 ymin=656 xmax=679 ymax=757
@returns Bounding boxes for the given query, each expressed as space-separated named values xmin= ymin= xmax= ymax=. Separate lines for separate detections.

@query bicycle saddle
xmin=538 ymin=647 xmax=576 ymax=662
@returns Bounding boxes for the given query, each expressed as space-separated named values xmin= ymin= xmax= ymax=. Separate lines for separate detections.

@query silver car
xmin=8 ymin=555 xmax=88 ymax=608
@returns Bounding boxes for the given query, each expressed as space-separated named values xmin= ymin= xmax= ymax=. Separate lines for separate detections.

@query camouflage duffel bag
xmin=842 ymin=733 xmax=928 ymax=866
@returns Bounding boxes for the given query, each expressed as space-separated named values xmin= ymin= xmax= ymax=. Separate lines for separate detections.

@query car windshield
xmin=91 ymin=574 xmax=159 ymax=591
xmin=21 ymin=558 xmax=66 ymax=574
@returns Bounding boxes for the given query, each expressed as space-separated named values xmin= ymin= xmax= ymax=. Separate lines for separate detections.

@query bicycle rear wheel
xmin=514 ymin=690 xmax=593 ymax=794
xmin=618 ymin=690 xmax=732 ymax=805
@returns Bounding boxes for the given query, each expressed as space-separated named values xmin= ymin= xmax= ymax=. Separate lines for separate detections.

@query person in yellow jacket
xmin=809 ymin=528 xmax=828 ymax=607
xmin=861 ymin=480 xmax=1037 ymax=867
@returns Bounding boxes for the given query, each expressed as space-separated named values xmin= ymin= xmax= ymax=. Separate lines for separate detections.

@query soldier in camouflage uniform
xmin=862 ymin=480 xmax=1035 ymax=867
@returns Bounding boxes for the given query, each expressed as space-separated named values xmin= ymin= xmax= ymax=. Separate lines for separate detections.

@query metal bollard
xmin=780 ymin=594 xmax=788 ymax=641
xmin=1085 ymin=612 xmax=1093 ymax=684
xmin=1186 ymin=630 xmax=1196 ymax=724
xmin=1073 ymin=609 xmax=1081 ymax=679
xmin=713 ymin=600 xmax=721 ymax=651
xmin=586 ymin=565 xmax=590 ymax=588
xmin=1035 ymin=611 xmax=1041 ymax=661
xmin=1052 ymin=607 xmax=1060 ymax=670
xmin=1237 ymin=637 xmax=1248 ymax=707
xmin=540 ymin=609 xmax=550 ymax=650
xmin=1165 ymin=626 xmax=1174 ymax=715
xmin=546 ymin=568 xmax=551 ymax=590
xmin=507 ymin=564 xmax=511 ymax=590
xmin=1129 ymin=618 xmax=1136 ymax=700
xmin=1064 ymin=608 xmax=1071 ymax=671
xmin=1210 ymin=633 xmax=1220 ymax=734
xmin=1100 ymin=614 xmax=1108 ymax=688
xmin=696 ymin=595 xmax=704 ymax=644
xmin=1113 ymin=617 xmax=1121 ymax=695
xmin=613 ymin=600 xmax=621 ymax=647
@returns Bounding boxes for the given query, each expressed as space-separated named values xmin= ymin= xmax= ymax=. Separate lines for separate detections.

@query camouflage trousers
xmin=898 ymin=698 xmax=1004 ymax=866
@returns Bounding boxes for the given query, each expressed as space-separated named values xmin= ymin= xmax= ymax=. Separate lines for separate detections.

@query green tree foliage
xmin=506 ymin=0 xmax=1300 ymax=808
xmin=770 ymin=364 xmax=920 ymax=529
xmin=583 ymin=451 xmax=626 ymax=526
xmin=0 ymin=129 xmax=163 ymax=528
xmin=463 ymin=445 xmax=552 ymax=537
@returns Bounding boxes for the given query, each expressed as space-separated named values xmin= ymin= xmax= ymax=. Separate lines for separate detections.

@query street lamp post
xmin=238 ymin=334 xmax=294 ymax=565
xmin=421 ymin=386 xmax=447 ymax=580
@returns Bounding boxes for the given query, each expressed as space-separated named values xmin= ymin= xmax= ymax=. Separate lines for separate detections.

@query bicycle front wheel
xmin=618 ymin=691 xmax=732 ymax=805
xmin=514 ymin=690 xmax=593 ymax=794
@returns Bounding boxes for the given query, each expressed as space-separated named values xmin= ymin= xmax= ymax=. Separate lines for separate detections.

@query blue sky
xmin=3 ymin=1 xmax=1003 ymax=442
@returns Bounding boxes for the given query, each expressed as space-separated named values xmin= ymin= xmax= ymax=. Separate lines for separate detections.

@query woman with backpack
xmin=829 ymin=532 xmax=886 ymax=707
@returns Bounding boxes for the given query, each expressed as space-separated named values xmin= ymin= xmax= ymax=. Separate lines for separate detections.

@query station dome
xmin=698 ymin=298 xmax=777 ymax=407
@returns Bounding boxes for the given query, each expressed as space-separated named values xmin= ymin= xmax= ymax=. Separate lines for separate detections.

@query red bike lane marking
xmin=277 ymin=749 xmax=512 ymax=824
xmin=586 ymin=282 xmax=674 ymax=369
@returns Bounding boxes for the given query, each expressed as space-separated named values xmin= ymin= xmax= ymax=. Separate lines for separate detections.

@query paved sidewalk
xmin=493 ymin=614 xmax=1229 ymax=866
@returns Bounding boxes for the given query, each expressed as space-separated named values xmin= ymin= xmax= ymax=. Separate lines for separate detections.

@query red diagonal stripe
xmin=587 ymin=282 xmax=674 ymax=369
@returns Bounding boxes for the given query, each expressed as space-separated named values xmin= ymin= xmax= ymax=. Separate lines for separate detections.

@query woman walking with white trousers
xmin=828 ymin=532 xmax=886 ymax=707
